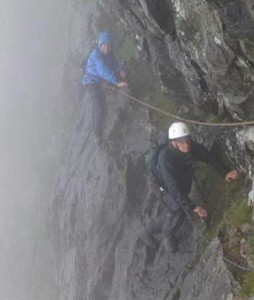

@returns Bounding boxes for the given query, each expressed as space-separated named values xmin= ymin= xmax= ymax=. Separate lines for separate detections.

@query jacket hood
xmin=98 ymin=32 xmax=112 ymax=50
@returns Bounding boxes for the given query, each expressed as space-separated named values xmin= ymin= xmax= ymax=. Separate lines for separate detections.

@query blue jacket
xmin=82 ymin=48 xmax=122 ymax=85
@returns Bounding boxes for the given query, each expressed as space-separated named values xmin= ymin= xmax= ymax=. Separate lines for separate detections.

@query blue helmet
xmin=98 ymin=32 xmax=112 ymax=50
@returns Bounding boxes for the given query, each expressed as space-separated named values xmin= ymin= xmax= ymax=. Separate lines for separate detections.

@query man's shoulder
xmin=88 ymin=48 xmax=103 ymax=60
xmin=158 ymin=144 xmax=171 ymax=163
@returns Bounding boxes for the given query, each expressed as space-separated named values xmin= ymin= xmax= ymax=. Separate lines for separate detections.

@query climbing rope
xmin=105 ymin=85 xmax=254 ymax=127
xmin=222 ymin=256 xmax=254 ymax=272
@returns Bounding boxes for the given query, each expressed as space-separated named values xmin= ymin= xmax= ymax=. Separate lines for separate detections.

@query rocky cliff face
xmin=120 ymin=0 xmax=254 ymax=116
xmin=49 ymin=86 xmax=238 ymax=300
xmin=49 ymin=0 xmax=254 ymax=299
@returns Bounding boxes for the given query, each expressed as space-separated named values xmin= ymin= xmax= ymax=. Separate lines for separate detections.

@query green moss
xmin=226 ymin=201 xmax=252 ymax=228
xmin=116 ymin=58 xmax=177 ymax=130
xmin=248 ymin=235 xmax=254 ymax=253
xmin=194 ymin=161 xmax=254 ymax=297
xmin=117 ymin=36 xmax=137 ymax=62
xmin=147 ymin=89 xmax=176 ymax=128
xmin=247 ymin=233 xmax=254 ymax=269
xmin=242 ymin=273 xmax=254 ymax=296
xmin=205 ymin=113 xmax=221 ymax=123
xmin=179 ymin=17 xmax=200 ymax=42
xmin=211 ymin=185 xmax=253 ymax=296
xmin=129 ymin=60 xmax=177 ymax=128
xmin=195 ymin=163 xmax=243 ymax=235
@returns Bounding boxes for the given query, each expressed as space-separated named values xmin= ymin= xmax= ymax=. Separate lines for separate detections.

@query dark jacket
xmin=156 ymin=140 xmax=229 ymax=211
xmin=82 ymin=48 xmax=122 ymax=85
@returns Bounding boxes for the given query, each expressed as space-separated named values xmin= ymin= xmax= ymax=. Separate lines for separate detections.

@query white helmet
xmin=168 ymin=122 xmax=190 ymax=140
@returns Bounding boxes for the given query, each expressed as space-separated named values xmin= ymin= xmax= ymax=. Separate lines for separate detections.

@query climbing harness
xmin=105 ymin=85 xmax=254 ymax=127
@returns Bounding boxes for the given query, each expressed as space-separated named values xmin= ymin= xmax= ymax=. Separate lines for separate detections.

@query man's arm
xmin=193 ymin=141 xmax=239 ymax=181
xmin=107 ymin=53 xmax=128 ymax=87
xmin=94 ymin=52 xmax=128 ymax=87
xmin=95 ymin=56 xmax=120 ymax=85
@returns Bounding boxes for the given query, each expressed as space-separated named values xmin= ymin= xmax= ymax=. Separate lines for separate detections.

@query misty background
xmin=0 ymin=0 xmax=87 ymax=298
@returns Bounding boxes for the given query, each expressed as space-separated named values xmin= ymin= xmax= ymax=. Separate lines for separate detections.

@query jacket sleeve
xmin=193 ymin=142 xmax=230 ymax=177
xmin=95 ymin=54 xmax=120 ymax=85
xmin=159 ymin=158 xmax=196 ymax=211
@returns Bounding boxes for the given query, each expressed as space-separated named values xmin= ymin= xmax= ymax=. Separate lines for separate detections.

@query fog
xmin=0 ymin=0 xmax=82 ymax=298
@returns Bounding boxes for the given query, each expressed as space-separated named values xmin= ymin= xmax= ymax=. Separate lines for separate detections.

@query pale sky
xmin=0 ymin=0 xmax=73 ymax=298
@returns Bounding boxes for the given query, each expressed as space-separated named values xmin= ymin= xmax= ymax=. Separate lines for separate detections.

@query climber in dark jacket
xmin=144 ymin=122 xmax=239 ymax=252
xmin=82 ymin=32 xmax=128 ymax=144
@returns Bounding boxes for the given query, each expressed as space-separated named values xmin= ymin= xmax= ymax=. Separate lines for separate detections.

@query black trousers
xmin=85 ymin=84 xmax=105 ymax=142
xmin=147 ymin=203 xmax=185 ymax=240
xmin=146 ymin=181 xmax=202 ymax=239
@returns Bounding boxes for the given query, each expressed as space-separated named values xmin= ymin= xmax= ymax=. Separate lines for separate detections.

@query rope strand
xmin=106 ymin=85 xmax=254 ymax=127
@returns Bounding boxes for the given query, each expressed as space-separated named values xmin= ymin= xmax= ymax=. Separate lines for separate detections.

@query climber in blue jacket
xmin=82 ymin=32 xmax=128 ymax=144
xmin=82 ymin=32 xmax=128 ymax=87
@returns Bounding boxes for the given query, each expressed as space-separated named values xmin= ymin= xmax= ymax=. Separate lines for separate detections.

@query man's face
xmin=172 ymin=138 xmax=192 ymax=153
xmin=101 ymin=43 xmax=111 ymax=55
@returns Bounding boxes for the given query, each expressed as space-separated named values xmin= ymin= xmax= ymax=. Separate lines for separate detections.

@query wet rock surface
xmin=120 ymin=0 xmax=254 ymax=121
xmin=49 ymin=0 xmax=254 ymax=299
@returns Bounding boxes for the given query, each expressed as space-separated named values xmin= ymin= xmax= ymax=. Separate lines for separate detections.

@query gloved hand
xmin=117 ymin=81 xmax=128 ymax=88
